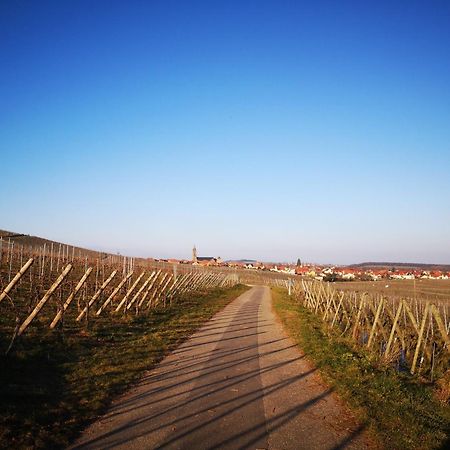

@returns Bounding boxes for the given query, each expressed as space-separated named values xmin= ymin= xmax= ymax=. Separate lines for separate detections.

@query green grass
xmin=271 ymin=287 xmax=450 ymax=450
xmin=0 ymin=284 xmax=249 ymax=449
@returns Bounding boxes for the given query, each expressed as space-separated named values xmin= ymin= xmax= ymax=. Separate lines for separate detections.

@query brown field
xmin=331 ymin=278 xmax=450 ymax=304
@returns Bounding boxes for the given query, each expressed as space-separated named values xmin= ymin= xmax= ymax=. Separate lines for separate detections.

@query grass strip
xmin=271 ymin=287 xmax=450 ymax=450
xmin=0 ymin=284 xmax=249 ymax=449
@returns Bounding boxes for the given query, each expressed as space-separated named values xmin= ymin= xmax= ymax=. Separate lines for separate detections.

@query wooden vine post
xmin=138 ymin=270 xmax=161 ymax=308
xmin=126 ymin=272 xmax=155 ymax=311
xmin=430 ymin=305 xmax=450 ymax=351
xmin=331 ymin=292 xmax=344 ymax=328
xmin=18 ymin=264 xmax=73 ymax=335
xmin=352 ymin=294 xmax=366 ymax=340
xmin=0 ymin=258 xmax=34 ymax=304
xmin=115 ymin=271 xmax=146 ymax=312
xmin=96 ymin=271 xmax=133 ymax=316
xmin=164 ymin=277 xmax=179 ymax=306
xmin=155 ymin=274 xmax=173 ymax=307
xmin=385 ymin=300 xmax=403 ymax=356
xmin=50 ymin=266 xmax=93 ymax=329
xmin=411 ymin=303 xmax=430 ymax=374
xmin=367 ymin=297 xmax=384 ymax=349
xmin=77 ymin=270 xmax=118 ymax=321
xmin=147 ymin=273 xmax=169 ymax=308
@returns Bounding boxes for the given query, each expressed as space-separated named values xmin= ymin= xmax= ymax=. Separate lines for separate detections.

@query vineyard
xmin=0 ymin=239 xmax=238 ymax=355
xmin=295 ymin=280 xmax=450 ymax=380
xmin=1 ymin=236 xmax=448 ymax=381
xmin=0 ymin=238 xmax=248 ymax=448
xmin=0 ymin=236 xmax=449 ymax=448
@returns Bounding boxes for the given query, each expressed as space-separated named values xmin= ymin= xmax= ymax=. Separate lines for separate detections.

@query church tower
xmin=192 ymin=245 xmax=198 ymax=263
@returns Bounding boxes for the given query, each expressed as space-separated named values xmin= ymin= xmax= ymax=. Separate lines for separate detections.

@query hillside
xmin=0 ymin=229 xmax=103 ymax=258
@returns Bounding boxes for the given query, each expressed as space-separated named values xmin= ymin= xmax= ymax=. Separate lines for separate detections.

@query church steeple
xmin=192 ymin=245 xmax=198 ymax=263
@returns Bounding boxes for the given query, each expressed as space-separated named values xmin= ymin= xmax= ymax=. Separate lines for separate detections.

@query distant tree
xmin=296 ymin=258 xmax=302 ymax=267
xmin=324 ymin=273 xmax=340 ymax=282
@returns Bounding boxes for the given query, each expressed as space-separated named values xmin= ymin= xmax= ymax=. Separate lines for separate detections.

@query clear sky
xmin=1 ymin=1 xmax=449 ymax=264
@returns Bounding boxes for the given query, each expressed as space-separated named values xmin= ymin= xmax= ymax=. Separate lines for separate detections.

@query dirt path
xmin=71 ymin=286 xmax=375 ymax=449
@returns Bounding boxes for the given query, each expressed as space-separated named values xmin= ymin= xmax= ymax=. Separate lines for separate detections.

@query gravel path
xmin=71 ymin=286 xmax=375 ymax=450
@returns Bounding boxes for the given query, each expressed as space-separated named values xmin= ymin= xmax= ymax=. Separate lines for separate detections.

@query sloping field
xmin=334 ymin=279 xmax=450 ymax=304
xmin=0 ymin=229 xmax=101 ymax=259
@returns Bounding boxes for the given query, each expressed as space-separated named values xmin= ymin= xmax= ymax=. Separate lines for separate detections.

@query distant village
xmin=150 ymin=247 xmax=450 ymax=281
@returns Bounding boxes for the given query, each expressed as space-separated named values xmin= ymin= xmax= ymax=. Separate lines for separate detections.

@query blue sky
xmin=1 ymin=0 xmax=449 ymax=264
